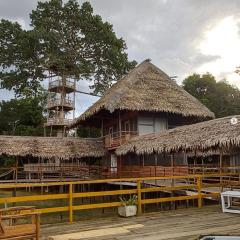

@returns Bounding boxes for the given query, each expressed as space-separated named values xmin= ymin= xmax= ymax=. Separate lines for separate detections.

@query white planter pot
xmin=118 ymin=205 xmax=137 ymax=217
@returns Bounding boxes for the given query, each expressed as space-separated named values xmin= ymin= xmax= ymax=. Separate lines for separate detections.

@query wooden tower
xmin=44 ymin=73 xmax=76 ymax=137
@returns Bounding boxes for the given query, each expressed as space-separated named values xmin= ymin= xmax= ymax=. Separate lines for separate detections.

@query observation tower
xmin=44 ymin=73 xmax=76 ymax=137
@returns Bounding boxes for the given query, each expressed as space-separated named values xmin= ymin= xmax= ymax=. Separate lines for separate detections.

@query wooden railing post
xmin=137 ymin=180 xmax=142 ymax=215
xmin=69 ymin=183 xmax=73 ymax=223
xmin=197 ymin=176 xmax=202 ymax=208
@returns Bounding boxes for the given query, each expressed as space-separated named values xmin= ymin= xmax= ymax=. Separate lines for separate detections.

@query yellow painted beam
xmin=141 ymin=185 xmax=196 ymax=193
xmin=0 ymin=193 xmax=68 ymax=204
xmin=38 ymin=206 xmax=68 ymax=214
xmin=0 ymin=173 xmax=236 ymax=189
xmin=142 ymin=195 xmax=199 ymax=204
xmin=73 ymin=202 xmax=121 ymax=210
xmin=73 ymin=189 xmax=137 ymax=198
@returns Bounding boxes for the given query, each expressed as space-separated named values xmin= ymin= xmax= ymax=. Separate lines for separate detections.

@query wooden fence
xmin=0 ymin=173 xmax=238 ymax=223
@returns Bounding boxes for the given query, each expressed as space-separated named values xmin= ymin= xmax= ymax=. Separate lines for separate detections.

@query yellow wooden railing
xmin=0 ymin=173 xmax=239 ymax=223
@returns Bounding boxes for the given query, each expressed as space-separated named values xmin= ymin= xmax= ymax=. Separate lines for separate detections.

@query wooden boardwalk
xmin=41 ymin=205 xmax=240 ymax=240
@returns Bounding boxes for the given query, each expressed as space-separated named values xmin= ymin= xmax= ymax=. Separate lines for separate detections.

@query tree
xmin=77 ymin=126 xmax=101 ymax=138
xmin=0 ymin=95 xmax=46 ymax=136
xmin=182 ymin=73 xmax=240 ymax=118
xmin=0 ymin=0 xmax=136 ymax=97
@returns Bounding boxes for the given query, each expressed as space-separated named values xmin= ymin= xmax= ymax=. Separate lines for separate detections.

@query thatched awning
xmin=116 ymin=115 xmax=240 ymax=156
xmin=0 ymin=136 xmax=105 ymax=159
xmin=73 ymin=59 xmax=214 ymax=126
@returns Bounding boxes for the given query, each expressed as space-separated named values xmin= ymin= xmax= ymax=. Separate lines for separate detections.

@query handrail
xmin=0 ymin=173 xmax=238 ymax=223
xmin=104 ymin=131 xmax=138 ymax=148
xmin=0 ymin=173 xmax=236 ymax=188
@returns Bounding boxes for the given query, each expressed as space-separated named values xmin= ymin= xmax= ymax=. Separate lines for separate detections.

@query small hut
xmin=0 ymin=135 xmax=105 ymax=181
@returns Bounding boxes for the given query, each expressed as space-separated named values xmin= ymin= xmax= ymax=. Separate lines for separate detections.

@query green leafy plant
xmin=119 ymin=195 xmax=137 ymax=206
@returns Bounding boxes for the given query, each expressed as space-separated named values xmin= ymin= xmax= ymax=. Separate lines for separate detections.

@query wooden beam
xmin=119 ymin=111 xmax=122 ymax=145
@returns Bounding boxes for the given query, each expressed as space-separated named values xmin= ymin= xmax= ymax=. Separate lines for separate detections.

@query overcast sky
xmin=1 ymin=0 xmax=240 ymax=116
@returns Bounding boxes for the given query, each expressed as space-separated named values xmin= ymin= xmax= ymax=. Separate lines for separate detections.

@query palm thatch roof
xmin=74 ymin=59 xmax=214 ymax=125
xmin=0 ymin=136 xmax=105 ymax=159
xmin=116 ymin=115 xmax=240 ymax=156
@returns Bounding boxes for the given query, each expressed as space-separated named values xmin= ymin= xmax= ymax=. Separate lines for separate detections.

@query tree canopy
xmin=0 ymin=0 xmax=136 ymax=96
xmin=0 ymin=96 xmax=46 ymax=136
xmin=182 ymin=73 xmax=240 ymax=118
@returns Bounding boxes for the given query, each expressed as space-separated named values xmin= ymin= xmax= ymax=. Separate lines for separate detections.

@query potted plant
xmin=118 ymin=195 xmax=137 ymax=217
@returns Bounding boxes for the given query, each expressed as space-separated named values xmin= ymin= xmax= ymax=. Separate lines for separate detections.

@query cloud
xmin=1 ymin=0 xmax=240 ymax=113
xmin=197 ymin=16 xmax=240 ymax=85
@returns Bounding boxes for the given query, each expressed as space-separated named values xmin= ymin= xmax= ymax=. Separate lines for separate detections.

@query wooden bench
xmin=0 ymin=206 xmax=40 ymax=240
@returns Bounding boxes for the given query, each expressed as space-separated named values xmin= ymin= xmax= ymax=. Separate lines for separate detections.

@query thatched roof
xmin=74 ymin=59 xmax=214 ymax=125
xmin=116 ymin=115 xmax=240 ymax=156
xmin=0 ymin=136 xmax=105 ymax=159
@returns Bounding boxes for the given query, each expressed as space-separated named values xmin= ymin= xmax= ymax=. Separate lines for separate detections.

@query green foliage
xmin=182 ymin=73 xmax=240 ymax=118
xmin=77 ymin=126 xmax=101 ymax=138
xmin=0 ymin=156 xmax=15 ymax=168
xmin=0 ymin=0 xmax=136 ymax=96
xmin=120 ymin=195 xmax=137 ymax=206
xmin=0 ymin=19 xmax=45 ymax=97
xmin=0 ymin=95 xmax=46 ymax=136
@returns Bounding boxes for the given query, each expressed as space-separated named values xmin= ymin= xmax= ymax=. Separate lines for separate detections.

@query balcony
xmin=44 ymin=118 xmax=75 ymax=127
xmin=49 ymin=79 xmax=76 ymax=93
xmin=47 ymin=98 xmax=74 ymax=111
xmin=104 ymin=131 xmax=138 ymax=149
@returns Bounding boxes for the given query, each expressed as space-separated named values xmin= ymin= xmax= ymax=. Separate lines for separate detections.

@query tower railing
xmin=47 ymin=98 xmax=74 ymax=109
xmin=44 ymin=118 xmax=75 ymax=127
xmin=49 ymin=79 xmax=75 ymax=90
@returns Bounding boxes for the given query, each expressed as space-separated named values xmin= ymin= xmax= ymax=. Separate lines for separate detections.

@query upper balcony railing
xmin=47 ymin=98 xmax=74 ymax=110
xmin=104 ymin=131 xmax=138 ymax=149
xmin=49 ymin=79 xmax=76 ymax=92
xmin=44 ymin=118 xmax=75 ymax=127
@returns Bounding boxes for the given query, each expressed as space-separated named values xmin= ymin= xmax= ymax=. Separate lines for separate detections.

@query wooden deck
xmin=41 ymin=205 xmax=240 ymax=240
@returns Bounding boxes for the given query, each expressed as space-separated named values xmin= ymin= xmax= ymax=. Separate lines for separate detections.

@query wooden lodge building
xmin=1 ymin=59 xmax=240 ymax=181
xmin=73 ymin=59 xmax=214 ymax=178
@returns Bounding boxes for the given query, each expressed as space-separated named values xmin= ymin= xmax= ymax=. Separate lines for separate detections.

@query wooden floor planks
xmin=41 ymin=205 xmax=240 ymax=240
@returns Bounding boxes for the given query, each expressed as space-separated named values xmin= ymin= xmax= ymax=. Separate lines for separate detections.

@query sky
xmin=0 ymin=0 xmax=240 ymax=116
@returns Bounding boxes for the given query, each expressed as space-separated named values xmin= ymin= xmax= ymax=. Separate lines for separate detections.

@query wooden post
xmin=193 ymin=150 xmax=196 ymax=175
xmin=118 ymin=111 xmax=122 ymax=144
xmin=220 ymin=151 xmax=223 ymax=173
xmin=12 ymin=157 xmax=18 ymax=207
xmin=69 ymin=183 xmax=73 ymax=223
xmin=15 ymin=157 xmax=18 ymax=183
xmin=35 ymin=213 xmax=40 ymax=240
xmin=73 ymin=79 xmax=76 ymax=122
xmin=137 ymin=180 xmax=142 ymax=215
xmin=170 ymin=154 xmax=175 ymax=209
xmin=220 ymin=151 xmax=223 ymax=191
xmin=171 ymin=154 xmax=174 ymax=176
xmin=154 ymin=153 xmax=157 ymax=183
xmin=101 ymin=119 xmax=104 ymax=137
xmin=119 ymin=155 xmax=122 ymax=178
xmin=197 ymin=176 xmax=202 ymax=208
xmin=50 ymin=125 xmax=53 ymax=137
